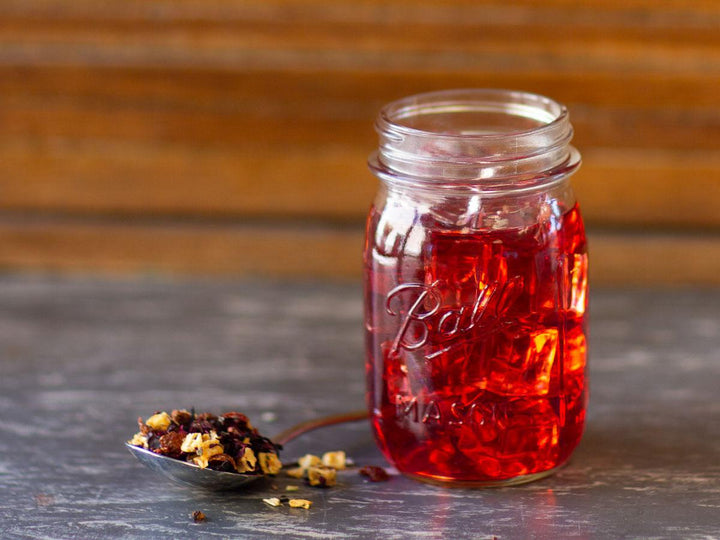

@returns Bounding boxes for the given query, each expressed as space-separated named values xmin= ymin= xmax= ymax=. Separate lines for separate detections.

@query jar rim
xmin=370 ymin=88 xmax=580 ymax=191
xmin=376 ymin=88 xmax=569 ymax=143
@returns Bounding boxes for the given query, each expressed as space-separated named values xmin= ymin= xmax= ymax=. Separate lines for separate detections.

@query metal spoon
xmin=125 ymin=410 xmax=368 ymax=490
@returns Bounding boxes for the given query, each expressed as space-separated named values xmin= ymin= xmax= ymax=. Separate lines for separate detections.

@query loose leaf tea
xmin=128 ymin=409 xmax=282 ymax=475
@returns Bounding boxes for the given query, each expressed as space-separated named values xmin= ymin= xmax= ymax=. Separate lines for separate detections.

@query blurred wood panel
xmin=0 ymin=218 xmax=363 ymax=279
xmin=2 ymin=84 xmax=720 ymax=150
xmin=0 ymin=218 xmax=717 ymax=286
xmin=2 ymin=66 xmax=719 ymax=109
xmin=1 ymin=141 xmax=719 ymax=229
xmin=0 ymin=0 xmax=718 ymax=283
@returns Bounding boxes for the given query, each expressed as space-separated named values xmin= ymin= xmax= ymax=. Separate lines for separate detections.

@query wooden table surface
xmin=0 ymin=276 xmax=718 ymax=539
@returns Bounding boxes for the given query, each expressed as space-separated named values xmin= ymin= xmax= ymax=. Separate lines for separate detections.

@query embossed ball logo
xmin=385 ymin=277 xmax=524 ymax=358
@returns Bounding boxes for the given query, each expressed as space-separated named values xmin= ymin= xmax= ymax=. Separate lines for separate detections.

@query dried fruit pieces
xmin=284 ymin=450 xmax=347 ymax=488
xmin=146 ymin=412 xmax=172 ymax=431
xmin=128 ymin=409 xmax=281 ymax=476
xmin=298 ymin=454 xmax=322 ymax=470
xmin=285 ymin=466 xmax=305 ymax=479
xmin=258 ymin=452 xmax=283 ymax=475
xmin=307 ymin=466 xmax=337 ymax=487
xmin=322 ymin=451 xmax=347 ymax=470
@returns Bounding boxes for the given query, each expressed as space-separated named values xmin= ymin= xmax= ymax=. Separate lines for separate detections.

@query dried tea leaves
xmin=128 ymin=409 xmax=281 ymax=476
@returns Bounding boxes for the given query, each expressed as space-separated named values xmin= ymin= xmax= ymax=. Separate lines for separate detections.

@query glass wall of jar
xmin=363 ymin=89 xmax=588 ymax=487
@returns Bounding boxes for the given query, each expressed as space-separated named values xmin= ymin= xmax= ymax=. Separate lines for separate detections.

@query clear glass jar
xmin=363 ymin=89 xmax=588 ymax=487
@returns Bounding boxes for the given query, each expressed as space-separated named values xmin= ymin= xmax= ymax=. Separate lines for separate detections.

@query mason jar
xmin=363 ymin=89 xmax=588 ymax=486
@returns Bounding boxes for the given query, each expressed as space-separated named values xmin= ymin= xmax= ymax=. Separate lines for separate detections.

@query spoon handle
xmin=273 ymin=409 xmax=369 ymax=446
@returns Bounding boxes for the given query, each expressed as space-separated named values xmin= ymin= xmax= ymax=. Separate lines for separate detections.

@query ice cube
xmin=455 ymin=400 xmax=505 ymax=459
xmin=568 ymin=253 xmax=588 ymax=315
xmin=483 ymin=326 xmax=559 ymax=396
xmin=564 ymin=322 xmax=587 ymax=374
xmin=499 ymin=398 xmax=559 ymax=460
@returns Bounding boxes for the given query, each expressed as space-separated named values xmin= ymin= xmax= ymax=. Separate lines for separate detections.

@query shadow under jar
xmin=363 ymin=89 xmax=588 ymax=487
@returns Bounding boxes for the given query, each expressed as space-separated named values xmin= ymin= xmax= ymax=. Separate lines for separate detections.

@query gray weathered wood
xmin=0 ymin=277 xmax=718 ymax=539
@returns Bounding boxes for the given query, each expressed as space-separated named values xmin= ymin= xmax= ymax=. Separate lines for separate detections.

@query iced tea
xmin=364 ymin=202 xmax=588 ymax=485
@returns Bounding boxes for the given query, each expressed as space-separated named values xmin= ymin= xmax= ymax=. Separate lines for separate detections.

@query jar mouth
xmin=378 ymin=89 xmax=567 ymax=142
xmin=371 ymin=89 xmax=580 ymax=191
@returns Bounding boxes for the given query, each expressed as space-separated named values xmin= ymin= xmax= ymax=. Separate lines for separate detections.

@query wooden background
xmin=0 ymin=0 xmax=718 ymax=285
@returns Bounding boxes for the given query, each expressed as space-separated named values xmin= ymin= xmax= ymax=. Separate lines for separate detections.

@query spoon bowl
xmin=126 ymin=410 xmax=368 ymax=490
xmin=126 ymin=443 xmax=264 ymax=490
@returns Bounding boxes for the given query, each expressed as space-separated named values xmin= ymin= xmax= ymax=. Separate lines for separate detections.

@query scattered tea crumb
xmin=34 ymin=494 xmax=55 ymax=507
xmin=307 ymin=466 xmax=337 ymax=487
xmin=297 ymin=454 xmax=322 ymax=469
xmin=289 ymin=499 xmax=312 ymax=509
xmin=285 ymin=485 xmax=299 ymax=492
xmin=322 ymin=451 xmax=346 ymax=470
xmin=285 ymin=467 xmax=305 ymax=479
xmin=285 ymin=450 xmax=347 ymax=487
xmin=191 ymin=510 xmax=206 ymax=522
xmin=359 ymin=465 xmax=390 ymax=482
xmin=261 ymin=411 xmax=277 ymax=423
xmin=263 ymin=496 xmax=311 ymax=509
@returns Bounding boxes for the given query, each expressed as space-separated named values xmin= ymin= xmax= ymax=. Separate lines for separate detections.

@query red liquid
xmin=364 ymin=203 xmax=588 ymax=485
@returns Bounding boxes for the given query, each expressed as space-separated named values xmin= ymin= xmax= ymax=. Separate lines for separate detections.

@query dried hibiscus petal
xmin=191 ymin=510 xmax=206 ymax=522
xmin=207 ymin=453 xmax=237 ymax=473
xmin=158 ymin=431 xmax=185 ymax=459
xmin=221 ymin=411 xmax=253 ymax=431
xmin=172 ymin=409 xmax=193 ymax=427
xmin=359 ymin=465 xmax=390 ymax=482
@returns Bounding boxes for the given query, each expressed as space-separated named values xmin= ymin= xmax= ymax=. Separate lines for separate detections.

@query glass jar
xmin=363 ymin=89 xmax=588 ymax=487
